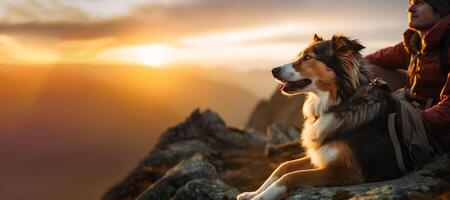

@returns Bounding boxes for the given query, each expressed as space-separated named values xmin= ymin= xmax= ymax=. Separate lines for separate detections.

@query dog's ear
xmin=313 ymin=33 xmax=324 ymax=42
xmin=332 ymin=34 xmax=365 ymax=53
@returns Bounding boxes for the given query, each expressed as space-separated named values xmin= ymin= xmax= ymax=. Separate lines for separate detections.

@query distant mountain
xmin=246 ymin=88 xmax=305 ymax=133
xmin=169 ymin=65 xmax=307 ymax=133
xmin=166 ymin=65 xmax=277 ymax=100
xmin=0 ymin=64 xmax=258 ymax=200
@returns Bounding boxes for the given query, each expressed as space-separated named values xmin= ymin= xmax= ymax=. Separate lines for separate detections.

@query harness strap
xmin=388 ymin=113 xmax=408 ymax=173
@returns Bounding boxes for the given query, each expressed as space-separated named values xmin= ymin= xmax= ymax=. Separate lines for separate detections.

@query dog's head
xmin=272 ymin=34 xmax=369 ymax=101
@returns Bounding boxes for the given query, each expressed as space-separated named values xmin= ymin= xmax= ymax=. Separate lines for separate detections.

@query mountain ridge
xmin=0 ymin=64 xmax=260 ymax=200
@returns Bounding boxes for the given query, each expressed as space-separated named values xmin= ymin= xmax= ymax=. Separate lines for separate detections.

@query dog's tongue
xmin=280 ymin=79 xmax=311 ymax=91
xmin=279 ymin=83 xmax=288 ymax=90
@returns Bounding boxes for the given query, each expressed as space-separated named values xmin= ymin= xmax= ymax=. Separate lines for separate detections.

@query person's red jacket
xmin=366 ymin=15 xmax=450 ymax=136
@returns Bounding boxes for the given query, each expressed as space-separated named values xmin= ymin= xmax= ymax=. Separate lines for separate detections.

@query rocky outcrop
xmin=136 ymin=155 xmax=225 ymax=200
xmin=173 ymin=178 xmax=239 ymax=200
xmin=102 ymin=109 xmax=271 ymax=200
xmin=246 ymin=89 xmax=305 ymax=133
xmin=285 ymin=156 xmax=450 ymax=199
xmin=104 ymin=109 xmax=450 ymax=200
xmin=266 ymin=123 xmax=300 ymax=148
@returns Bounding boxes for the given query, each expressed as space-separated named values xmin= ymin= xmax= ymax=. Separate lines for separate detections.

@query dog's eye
xmin=302 ymin=55 xmax=312 ymax=61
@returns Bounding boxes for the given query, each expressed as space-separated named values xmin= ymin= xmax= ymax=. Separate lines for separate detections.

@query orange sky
xmin=0 ymin=0 xmax=409 ymax=70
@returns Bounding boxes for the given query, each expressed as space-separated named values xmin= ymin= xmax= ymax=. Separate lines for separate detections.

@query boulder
xmin=267 ymin=123 xmax=300 ymax=147
xmin=136 ymin=155 xmax=218 ymax=200
xmin=246 ymin=89 xmax=305 ymax=133
xmin=173 ymin=178 xmax=239 ymax=200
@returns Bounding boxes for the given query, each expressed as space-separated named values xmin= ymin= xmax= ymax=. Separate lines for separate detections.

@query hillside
xmin=0 ymin=64 xmax=258 ymax=200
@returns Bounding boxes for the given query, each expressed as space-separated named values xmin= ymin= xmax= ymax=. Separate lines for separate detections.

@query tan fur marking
xmin=273 ymin=156 xmax=313 ymax=177
xmin=316 ymin=76 xmax=337 ymax=102
xmin=293 ymin=47 xmax=338 ymax=103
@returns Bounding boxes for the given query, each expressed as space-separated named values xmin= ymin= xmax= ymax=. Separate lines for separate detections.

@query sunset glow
xmin=0 ymin=0 xmax=408 ymax=69
xmin=96 ymin=45 xmax=172 ymax=67
xmin=182 ymin=22 xmax=313 ymax=46
xmin=0 ymin=34 xmax=59 ymax=64
xmin=0 ymin=1 xmax=413 ymax=200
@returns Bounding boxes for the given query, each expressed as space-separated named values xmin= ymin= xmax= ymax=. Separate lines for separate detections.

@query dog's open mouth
xmin=280 ymin=79 xmax=312 ymax=92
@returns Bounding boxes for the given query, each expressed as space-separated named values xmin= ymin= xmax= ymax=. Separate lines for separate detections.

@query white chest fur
xmin=301 ymin=90 xmax=341 ymax=168
xmin=301 ymin=114 xmax=338 ymax=168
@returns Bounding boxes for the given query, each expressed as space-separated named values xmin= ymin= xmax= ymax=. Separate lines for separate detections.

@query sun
xmin=131 ymin=45 xmax=170 ymax=66
xmin=97 ymin=44 xmax=171 ymax=67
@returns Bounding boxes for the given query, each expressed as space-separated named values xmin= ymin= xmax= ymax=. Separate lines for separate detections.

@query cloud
xmin=0 ymin=0 xmax=89 ymax=24
xmin=0 ymin=34 xmax=59 ymax=63
xmin=0 ymin=0 xmax=408 ymax=43
xmin=59 ymin=37 xmax=118 ymax=62
xmin=0 ymin=0 xmax=410 ymax=68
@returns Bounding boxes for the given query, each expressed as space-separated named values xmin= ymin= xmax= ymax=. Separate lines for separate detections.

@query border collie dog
xmin=237 ymin=34 xmax=404 ymax=200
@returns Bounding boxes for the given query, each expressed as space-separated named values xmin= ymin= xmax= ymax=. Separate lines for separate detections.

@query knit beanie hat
xmin=423 ymin=0 xmax=450 ymax=15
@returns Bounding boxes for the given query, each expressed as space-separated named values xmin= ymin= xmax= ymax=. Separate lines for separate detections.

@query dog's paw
xmin=237 ymin=191 xmax=258 ymax=200
xmin=250 ymin=185 xmax=285 ymax=200
xmin=251 ymin=194 xmax=269 ymax=200
xmin=250 ymin=194 xmax=263 ymax=200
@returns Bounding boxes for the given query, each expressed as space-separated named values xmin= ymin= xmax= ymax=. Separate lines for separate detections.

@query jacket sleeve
xmin=420 ymin=72 xmax=450 ymax=136
xmin=365 ymin=42 xmax=410 ymax=70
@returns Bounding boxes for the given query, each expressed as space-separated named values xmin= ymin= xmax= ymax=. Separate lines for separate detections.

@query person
xmin=366 ymin=0 xmax=450 ymax=150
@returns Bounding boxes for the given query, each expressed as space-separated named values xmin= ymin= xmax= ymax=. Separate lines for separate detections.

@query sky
xmin=0 ymin=0 xmax=409 ymax=70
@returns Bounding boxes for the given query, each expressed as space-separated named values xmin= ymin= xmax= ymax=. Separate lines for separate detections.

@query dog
xmin=237 ymin=34 xmax=407 ymax=200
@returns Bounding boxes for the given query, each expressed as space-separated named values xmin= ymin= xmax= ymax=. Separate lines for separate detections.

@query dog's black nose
xmin=272 ymin=67 xmax=281 ymax=75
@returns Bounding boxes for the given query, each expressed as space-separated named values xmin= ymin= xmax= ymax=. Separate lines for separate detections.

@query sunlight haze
xmin=0 ymin=0 xmax=408 ymax=69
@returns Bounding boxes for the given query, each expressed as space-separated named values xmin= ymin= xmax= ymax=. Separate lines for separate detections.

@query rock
xmin=265 ymin=141 xmax=306 ymax=167
xmin=103 ymin=109 xmax=271 ymax=200
xmin=154 ymin=109 xmax=230 ymax=149
xmin=285 ymin=155 xmax=450 ymax=200
xmin=228 ymin=126 xmax=268 ymax=148
xmin=246 ymin=89 xmax=305 ymax=133
xmin=102 ymin=140 xmax=221 ymax=200
xmin=267 ymin=123 xmax=300 ymax=147
xmin=263 ymin=123 xmax=305 ymax=166
xmin=142 ymin=140 xmax=221 ymax=169
xmin=173 ymin=178 xmax=239 ymax=200
xmin=136 ymin=155 xmax=217 ymax=200
xmin=155 ymin=109 xmax=266 ymax=150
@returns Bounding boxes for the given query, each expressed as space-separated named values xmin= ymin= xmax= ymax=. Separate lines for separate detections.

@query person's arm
xmin=420 ymin=72 xmax=450 ymax=136
xmin=365 ymin=42 xmax=410 ymax=70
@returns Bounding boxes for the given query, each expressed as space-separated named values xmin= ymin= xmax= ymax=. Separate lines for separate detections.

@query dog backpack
xmin=388 ymin=94 xmax=433 ymax=173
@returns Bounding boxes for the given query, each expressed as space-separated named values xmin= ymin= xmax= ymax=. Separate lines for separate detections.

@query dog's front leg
xmin=237 ymin=156 xmax=312 ymax=200
xmin=251 ymin=167 xmax=357 ymax=200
